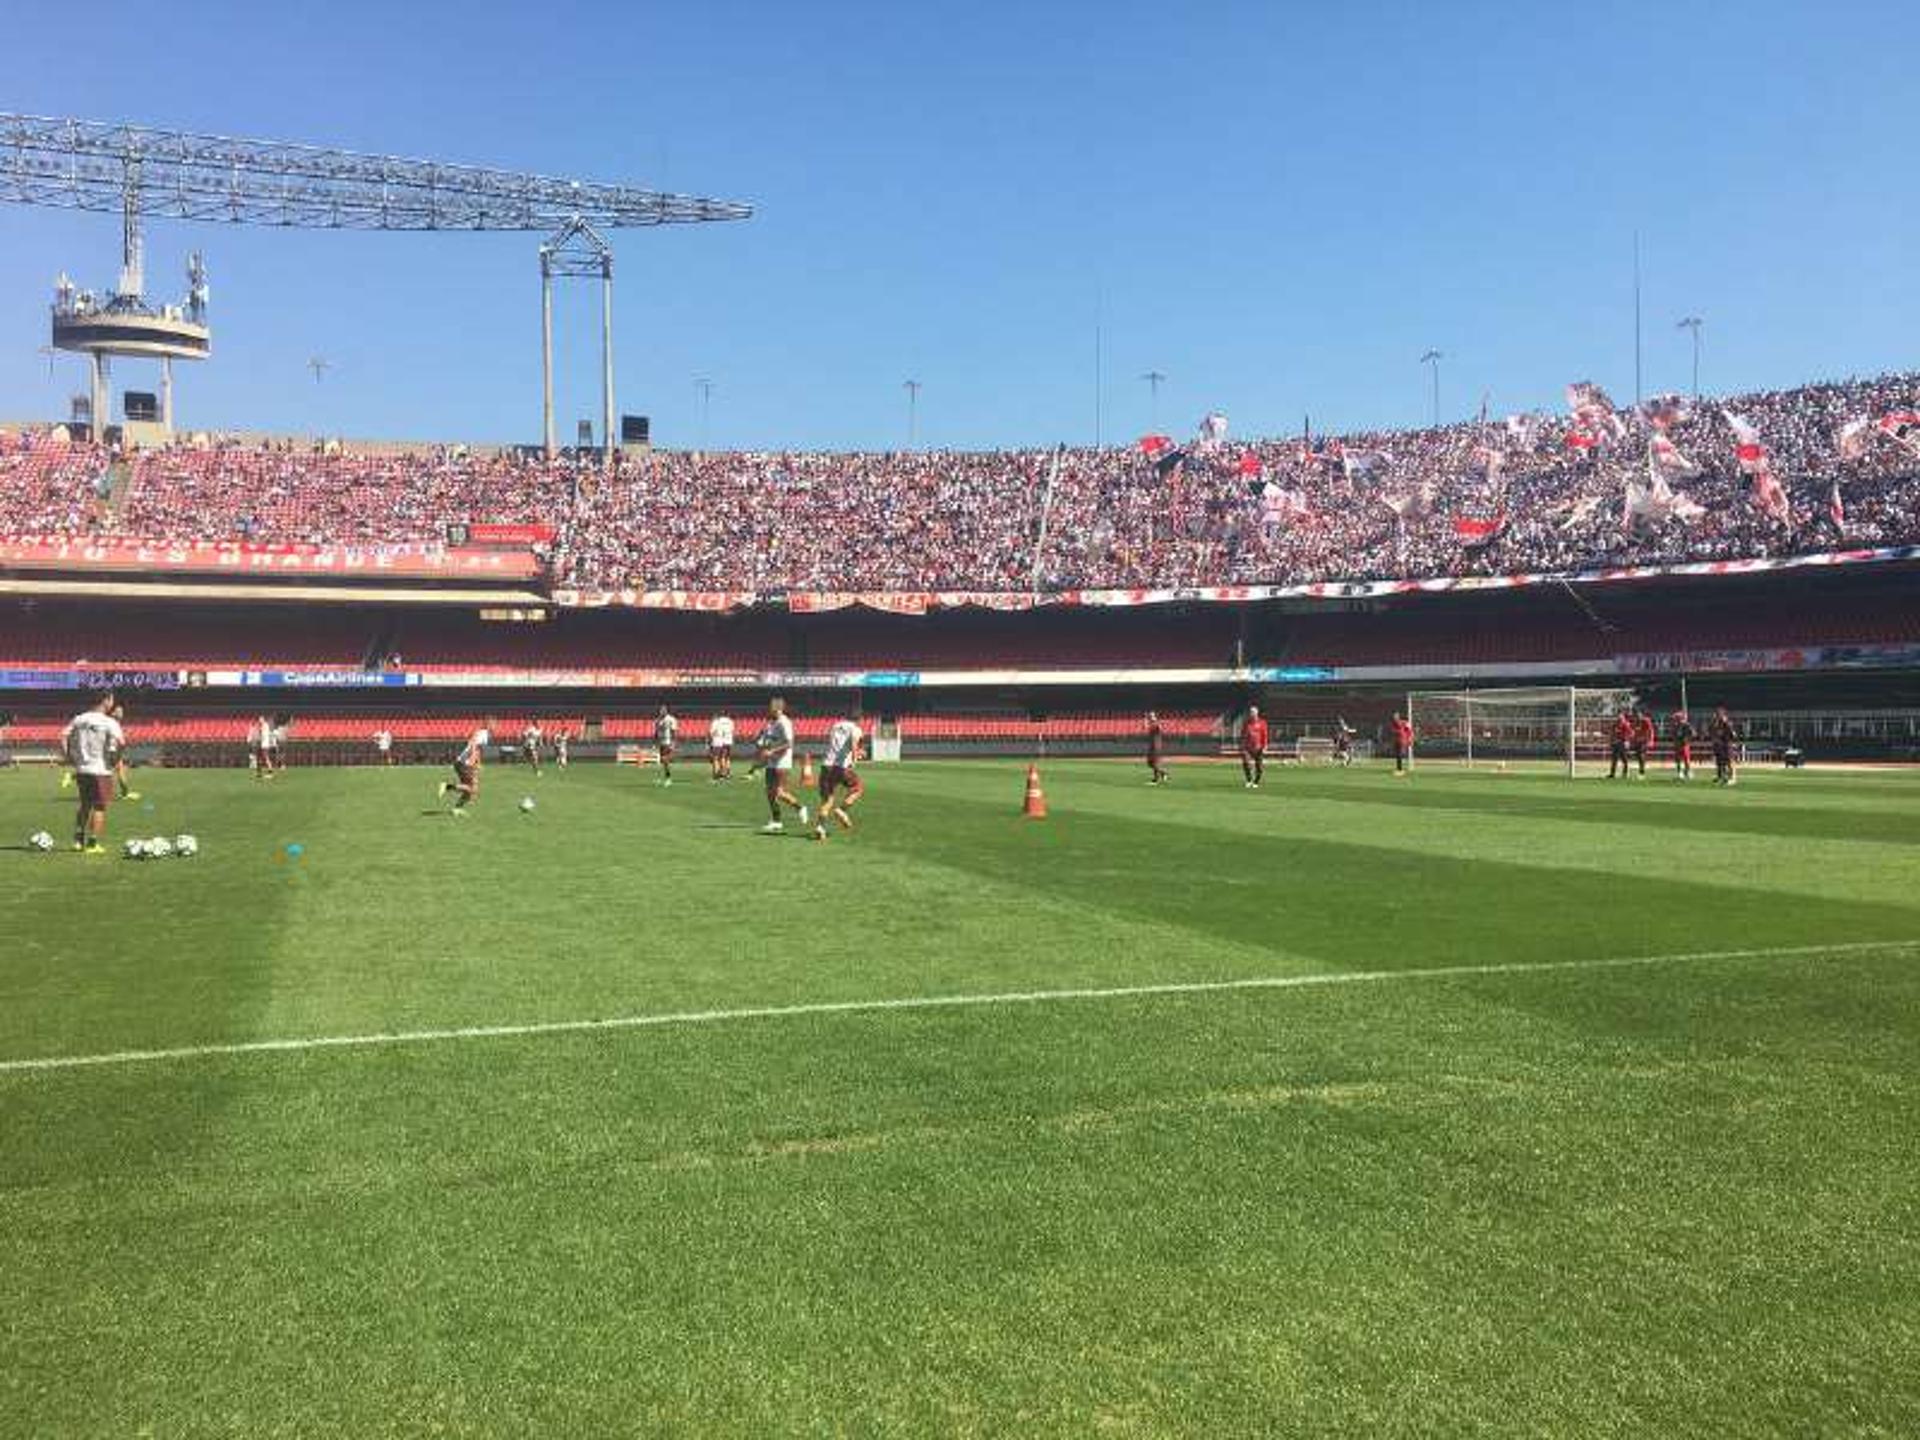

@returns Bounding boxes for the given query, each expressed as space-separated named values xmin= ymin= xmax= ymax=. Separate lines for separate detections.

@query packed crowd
xmin=3 ymin=372 xmax=1915 ymax=591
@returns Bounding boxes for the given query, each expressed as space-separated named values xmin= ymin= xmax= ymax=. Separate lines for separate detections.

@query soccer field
xmin=3 ymin=759 xmax=1918 ymax=1436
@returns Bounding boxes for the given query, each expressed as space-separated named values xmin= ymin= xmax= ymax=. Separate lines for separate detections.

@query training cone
xmin=800 ymin=753 xmax=815 ymax=786
xmin=1022 ymin=763 xmax=1048 ymax=819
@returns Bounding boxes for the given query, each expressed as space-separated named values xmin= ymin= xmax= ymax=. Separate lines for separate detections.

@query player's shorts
xmin=709 ymin=743 xmax=728 ymax=757
xmin=820 ymin=764 xmax=863 ymax=799
xmin=77 ymin=773 xmax=113 ymax=807
xmin=454 ymin=761 xmax=477 ymax=787
xmin=657 ymin=742 xmax=676 ymax=759
xmin=1240 ymin=745 xmax=1266 ymax=759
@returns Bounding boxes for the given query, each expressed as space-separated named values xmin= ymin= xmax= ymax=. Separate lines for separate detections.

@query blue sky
xmin=1 ymin=1 xmax=1913 ymax=451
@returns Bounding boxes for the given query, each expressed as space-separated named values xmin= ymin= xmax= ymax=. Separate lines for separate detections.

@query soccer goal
xmin=1406 ymin=686 xmax=1640 ymax=777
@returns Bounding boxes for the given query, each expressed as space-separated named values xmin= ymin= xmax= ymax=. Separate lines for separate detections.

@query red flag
xmin=1137 ymin=434 xmax=1174 ymax=457
xmin=1566 ymin=429 xmax=1599 ymax=451
xmin=1236 ymin=452 xmax=1263 ymax=476
xmin=1452 ymin=514 xmax=1504 ymax=539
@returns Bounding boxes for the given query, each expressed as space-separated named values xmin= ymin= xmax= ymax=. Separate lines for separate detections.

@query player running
xmin=439 ymin=719 xmax=492 ymax=815
xmin=1709 ymin=706 xmax=1741 ymax=786
xmin=62 ymin=692 xmax=124 ymax=855
xmin=1333 ymin=717 xmax=1357 ymax=768
xmin=1670 ymin=710 xmax=1695 ymax=781
xmin=812 ymin=715 xmax=866 ymax=841
xmin=554 ymin=729 xmax=570 ymax=769
xmin=1239 ymin=705 xmax=1269 ymax=788
xmin=654 ymin=705 xmax=679 ymax=786
xmin=522 ymin=721 xmax=544 ymax=776
xmin=1145 ymin=711 xmax=1168 ymax=785
xmin=708 ymin=712 xmax=735 ymax=781
xmin=373 ymin=728 xmax=395 ymax=766
xmin=751 ymin=697 xmax=808 ymax=833
xmin=1390 ymin=712 xmax=1414 ymax=775
xmin=1632 ymin=708 xmax=1657 ymax=778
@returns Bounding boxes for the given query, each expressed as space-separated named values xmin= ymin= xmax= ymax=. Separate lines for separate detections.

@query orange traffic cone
xmin=1022 ymin=763 xmax=1048 ymax=819
xmin=800 ymin=752 xmax=815 ymax=786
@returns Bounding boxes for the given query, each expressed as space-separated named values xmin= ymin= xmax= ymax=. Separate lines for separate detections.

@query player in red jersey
xmin=1145 ymin=711 xmax=1168 ymax=785
xmin=1239 ymin=705 xmax=1269 ymax=788
xmin=1607 ymin=710 xmax=1634 ymax=779
xmin=1390 ymin=712 xmax=1413 ymax=775
xmin=1631 ymin=708 xmax=1657 ymax=778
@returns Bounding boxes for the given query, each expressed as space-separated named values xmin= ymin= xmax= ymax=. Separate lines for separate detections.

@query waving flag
xmin=1640 ymin=394 xmax=1690 ymax=431
xmin=1565 ymin=429 xmax=1600 ymax=452
xmin=1236 ymin=451 xmax=1263 ymax=477
xmin=1470 ymin=444 xmax=1507 ymax=484
xmin=1649 ymin=433 xmax=1701 ymax=478
xmin=1383 ymin=483 xmax=1433 ymax=518
xmin=1566 ymin=382 xmax=1627 ymax=441
xmin=1828 ymin=482 xmax=1846 ymax=531
xmin=1260 ymin=482 xmax=1311 ymax=524
xmin=1453 ymin=513 xmax=1505 ymax=541
xmin=1198 ymin=412 xmax=1229 ymax=445
xmin=1137 ymin=434 xmax=1175 ymax=457
xmin=1837 ymin=417 xmax=1873 ymax=461
xmin=1878 ymin=410 xmax=1920 ymax=455
xmin=1341 ymin=447 xmax=1386 ymax=485
xmin=1504 ymin=413 xmax=1541 ymax=447
xmin=1723 ymin=409 xmax=1767 ymax=468
xmin=1624 ymin=455 xmax=1705 ymax=533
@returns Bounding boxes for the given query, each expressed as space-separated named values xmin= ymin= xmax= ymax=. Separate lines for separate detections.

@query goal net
xmin=1406 ymin=686 xmax=1640 ymax=777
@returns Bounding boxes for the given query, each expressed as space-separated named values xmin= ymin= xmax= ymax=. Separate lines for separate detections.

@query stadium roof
xmin=0 ymin=113 xmax=754 ymax=231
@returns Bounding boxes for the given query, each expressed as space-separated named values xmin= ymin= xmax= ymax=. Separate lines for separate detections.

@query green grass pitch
xmin=3 ymin=758 xmax=1918 ymax=1436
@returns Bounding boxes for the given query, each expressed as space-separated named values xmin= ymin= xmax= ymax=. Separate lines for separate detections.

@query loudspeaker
xmin=621 ymin=414 xmax=651 ymax=444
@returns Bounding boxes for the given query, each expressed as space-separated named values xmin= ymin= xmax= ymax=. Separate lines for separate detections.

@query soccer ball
xmin=27 ymin=831 xmax=54 ymax=852
xmin=174 ymin=835 xmax=198 ymax=857
xmin=519 ymin=796 xmax=537 ymax=813
xmin=147 ymin=837 xmax=174 ymax=859
xmin=123 ymin=838 xmax=150 ymax=860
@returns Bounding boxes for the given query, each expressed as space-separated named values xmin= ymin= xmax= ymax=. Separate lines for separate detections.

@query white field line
xmin=2 ymin=938 xmax=1914 ymax=1077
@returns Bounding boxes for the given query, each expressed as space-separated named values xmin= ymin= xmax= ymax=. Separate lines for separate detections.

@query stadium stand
xmin=4 ymin=373 xmax=1916 ymax=594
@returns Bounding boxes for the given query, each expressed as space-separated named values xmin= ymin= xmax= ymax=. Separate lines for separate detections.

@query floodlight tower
xmin=46 ymin=140 xmax=211 ymax=438
xmin=540 ymin=216 xmax=617 ymax=464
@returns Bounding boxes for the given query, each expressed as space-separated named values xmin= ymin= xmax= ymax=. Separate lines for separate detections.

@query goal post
xmin=1406 ymin=686 xmax=1639 ymax=777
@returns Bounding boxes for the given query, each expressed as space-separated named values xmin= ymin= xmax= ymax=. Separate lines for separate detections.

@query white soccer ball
xmin=147 ymin=837 xmax=173 ymax=859
xmin=124 ymin=838 xmax=149 ymax=860
xmin=173 ymin=834 xmax=198 ymax=857
xmin=27 ymin=830 xmax=54 ymax=852
xmin=519 ymin=796 xmax=537 ymax=813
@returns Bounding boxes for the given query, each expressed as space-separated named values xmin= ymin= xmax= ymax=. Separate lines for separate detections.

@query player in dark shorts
xmin=1607 ymin=710 xmax=1634 ymax=779
xmin=439 ymin=720 xmax=492 ymax=815
xmin=1239 ymin=705 xmax=1269 ymax=789
xmin=654 ymin=705 xmax=679 ymax=786
xmin=1709 ymin=706 xmax=1740 ymax=786
xmin=1670 ymin=710 xmax=1696 ymax=781
xmin=1333 ymin=718 xmax=1356 ymax=767
xmin=1390 ymin=712 xmax=1413 ymax=775
xmin=1145 ymin=711 xmax=1168 ymax=784
xmin=1631 ymin=708 xmax=1656 ymax=777
xmin=813 ymin=717 xmax=866 ymax=840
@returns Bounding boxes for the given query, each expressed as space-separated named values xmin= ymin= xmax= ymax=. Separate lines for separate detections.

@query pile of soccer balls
xmin=123 ymin=835 xmax=200 ymax=860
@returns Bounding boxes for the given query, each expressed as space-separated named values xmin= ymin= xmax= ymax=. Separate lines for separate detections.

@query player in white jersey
xmin=522 ymin=722 xmax=544 ymax=776
xmin=708 ymin=713 xmax=736 ymax=781
xmin=812 ymin=716 xmax=866 ymax=841
xmin=653 ymin=706 xmax=680 ymax=785
xmin=62 ymin=692 xmax=125 ymax=854
xmin=750 ymin=697 xmax=807 ymax=833
xmin=251 ymin=714 xmax=282 ymax=780
xmin=438 ymin=719 xmax=492 ymax=815
xmin=554 ymin=729 xmax=570 ymax=768
xmin=372 ymin=728 xmax=394 ymax=766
